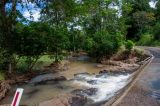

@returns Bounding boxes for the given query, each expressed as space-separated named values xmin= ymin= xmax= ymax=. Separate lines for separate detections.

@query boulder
xmin=96 ymin=64 xmax=105 ymax=68
xmin=30 ymin=74 xmax=67 ymax=85
xmin=71 ymin=88 xmax=98 ymax=96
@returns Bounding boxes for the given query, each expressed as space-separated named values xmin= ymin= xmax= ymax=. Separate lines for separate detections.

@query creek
xmin=0 ymin=56 xmax=132 ymax=105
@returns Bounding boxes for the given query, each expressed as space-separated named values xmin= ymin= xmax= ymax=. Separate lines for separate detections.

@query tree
xmin=89 ymin=30 xmax=123 ymax=61
xmin=0 ymin=0 xmax=20 ymax=73
xmin=122 ymin=0 xmax=154 ymax=39
xmin=153 ymin=21 xmax=160 ymax=40
xmin=47 ymin=26 xmax=70 ymax=62
xmin=155 ymin=0 xmax=160 ymax=20
xmin=14 ymin=22 xmax=47 ymax=71
xmin=81 ymin=0 xmax=125 ymax=59
xmin=133 ymin=11 xmax=155 ymax=34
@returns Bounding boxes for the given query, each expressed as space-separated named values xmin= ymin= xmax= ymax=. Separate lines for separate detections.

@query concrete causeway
xmin=111 ymin=47 xmax=160 ymax=106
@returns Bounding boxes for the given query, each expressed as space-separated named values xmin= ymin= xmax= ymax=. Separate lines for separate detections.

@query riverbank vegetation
xmin=0 ymin=0 xmax=159 ymax=79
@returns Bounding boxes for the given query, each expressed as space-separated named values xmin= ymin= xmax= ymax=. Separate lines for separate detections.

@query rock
xmin=38 ymin=94 xmax=87 ymax=106
xmin=101 ymin=60 xmax=122 ymax=66
xmin=96 ymin=64 xmax=105 ymax=68
xmin=30 ymin=74 xmax=67 ymax=85
xmin=71 ymin=89 xmax=84 ymax=96
xmin=43 ymin=60 xmax=70 ymax=72
xmin=71 ymin=88 xmax=98 ymax=96
xmin=87 ymin=80 xmax=97 ymax=85
xmin=74 ymin=72 xmax=90 ymax=77
xmin=58 ymin=60 xmax=70 ymax=71
xmin=83 ymin=88 xmax=98 ymax=96
xmin=54 ymin=76 xmax=67 ymax=81
xmin=69 ymin=95 xmax=87 ymax=106
xmin=99 ymin=70 xmax=109 ymax=74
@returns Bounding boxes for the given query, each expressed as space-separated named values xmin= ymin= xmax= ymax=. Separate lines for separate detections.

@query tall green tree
xmin=0 ymin=0 xmax=20 ymax=73
xmin=81 ymin=0 xmax=124 ymax=60
xmin=122 ymin=0 xmax=154 ymax=39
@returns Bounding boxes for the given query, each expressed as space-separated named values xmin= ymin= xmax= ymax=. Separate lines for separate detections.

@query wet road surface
xmin=116 ymin=47 xmax=160 ymax=106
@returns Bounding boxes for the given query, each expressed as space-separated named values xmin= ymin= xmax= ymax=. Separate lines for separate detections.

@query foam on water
xmin=73 ymin=73 xmax=131 ymax=102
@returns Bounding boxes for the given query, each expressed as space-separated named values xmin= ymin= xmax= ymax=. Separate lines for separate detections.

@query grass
xmin=34 ymin=55 xmax=53 ymax=70
xmin=16 ymin=55 xmax=53 ymax=72
xmin=0 ymin=72 xmax=5 ymax=80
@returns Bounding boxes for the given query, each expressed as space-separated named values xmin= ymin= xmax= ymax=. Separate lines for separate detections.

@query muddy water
xmin=0 ymin=57 xmax=131 ymax=105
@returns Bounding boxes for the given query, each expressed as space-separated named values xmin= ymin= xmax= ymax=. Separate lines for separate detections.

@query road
xmin=116 ymin=47 xmax=160 ymax=106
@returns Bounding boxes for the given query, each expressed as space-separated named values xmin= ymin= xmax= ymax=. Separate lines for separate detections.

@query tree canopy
xmin=0 ymin=0 xmax=160 ymax=73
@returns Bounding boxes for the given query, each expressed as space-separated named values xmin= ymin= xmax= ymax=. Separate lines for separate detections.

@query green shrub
xmin=153 ymin=22 xmax=160 ymax=40
xmin=125 ymin=40 xmax=135 ymax=51
xmin=134 ymin=48 xmax=144 ymax=56
xmin=89 ymin=31 xmax=124 ymax=59
xmin=152 ymin=40 xmax=160 ymax=46
xmin=0 ymin=48 xmax=9 ymax=71
xmin=137 ymin=33 xmax=153 ymax=46
xmin=84 ymin=37 xmax=94 ymax=51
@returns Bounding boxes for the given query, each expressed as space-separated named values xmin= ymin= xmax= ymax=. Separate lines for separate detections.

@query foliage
xmin=84 ymin=37 xmax=94 ymax=51
xmin=151 ymin=40 xmax=160 ymax=46
xmin=123 ymin=0 xmax=154 ymax=39
xmin=1 ymin=0 xmax=160 ymax=74
xmin=89 ymin=31 xmax=124 ymax=59
xmin=16 ymin=55 xmax=53 ymax=73
xmin=133 ymin=11 xmax=155 ymax=28
xmin=155 ymin=0 xmax=160 ymax=20
xmin=47 ymin=26 xmax=70 ymax=62
xmin=0 ymin=72 xmax=5 ymax=80
xmin=153 ymin=21 xmax=160 ymax=40
xmin=0 ymin=48 xmax=8 ymax=70
xmin=13 ymin=23 xmax=48 ymax=71
xmin=125 ymin=40 xmax=135 ymax=51
xmin=137 ymin=33 xmax=153 ymax=46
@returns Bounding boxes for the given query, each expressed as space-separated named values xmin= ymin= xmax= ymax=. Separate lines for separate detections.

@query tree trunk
xmin=8 ymin=63 xmax=12 ymax=73
xmin=8 ymin=63 xmax=14 ymax=74
xmin=55 ymin=50 xmax=58 ymax=62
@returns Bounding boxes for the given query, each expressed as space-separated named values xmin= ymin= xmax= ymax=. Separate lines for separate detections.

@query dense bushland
xmin=0 ymin=0 xmax=159 ymax=74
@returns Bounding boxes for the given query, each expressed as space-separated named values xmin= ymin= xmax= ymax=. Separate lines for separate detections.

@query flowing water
xmin=0 ymin=56 xmax=132 ymax=105
xmin=72 ymin=73 xmax=131 ymax=102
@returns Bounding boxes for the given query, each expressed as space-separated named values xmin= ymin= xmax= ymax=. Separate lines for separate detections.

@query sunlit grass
xmin=0 ymin=72 xmax=5 ymax=80
xmin=34 ymin=55 xmax=53 ymax=70
xmin=16 ymin=55 xmax=53 ymax=72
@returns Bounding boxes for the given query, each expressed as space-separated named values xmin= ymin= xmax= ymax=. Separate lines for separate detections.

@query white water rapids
xmin=1 ymin=60 xmax=132 ymax=105
xmin=72 ymin=73 xmax=131 ymax=102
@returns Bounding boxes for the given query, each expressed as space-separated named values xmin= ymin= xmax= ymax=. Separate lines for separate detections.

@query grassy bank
xmin=0 ymin=72 xmax=5 ymax=80
xmin=16 ymin=55 xmax=53 ymax=73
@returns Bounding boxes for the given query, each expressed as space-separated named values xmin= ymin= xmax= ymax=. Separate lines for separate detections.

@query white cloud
xmin=19 ymin=2 xmax=41 ymax=21
xmin=23 ymin=9 xmax=40 ymax=21
xmin=149 ymin=1 xmax=158 ymax=8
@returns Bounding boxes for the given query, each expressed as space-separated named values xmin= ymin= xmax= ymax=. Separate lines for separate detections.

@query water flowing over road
xmin=115 ymin=47 xmax=160 ymax=106
xmin=0 ymin=60 xmax=131 ymax=106
xmin=1 ymin=47 xmax=160 ymax=106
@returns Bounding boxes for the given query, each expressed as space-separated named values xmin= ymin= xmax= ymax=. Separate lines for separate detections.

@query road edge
xmin=104 ymin=53 xmax=154 ymax=106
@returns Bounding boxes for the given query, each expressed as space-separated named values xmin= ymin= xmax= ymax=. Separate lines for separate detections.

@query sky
xmin=16 ymin=0 xmax=157 ymax=22
xmin=149 ymin=0 xmax=158 ymax=8
xmin=16 ymin=2 xmax=41 ymax=21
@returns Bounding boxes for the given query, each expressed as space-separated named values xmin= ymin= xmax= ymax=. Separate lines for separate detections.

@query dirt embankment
xmin=98 ymin=49 xmax=149 ymax=74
